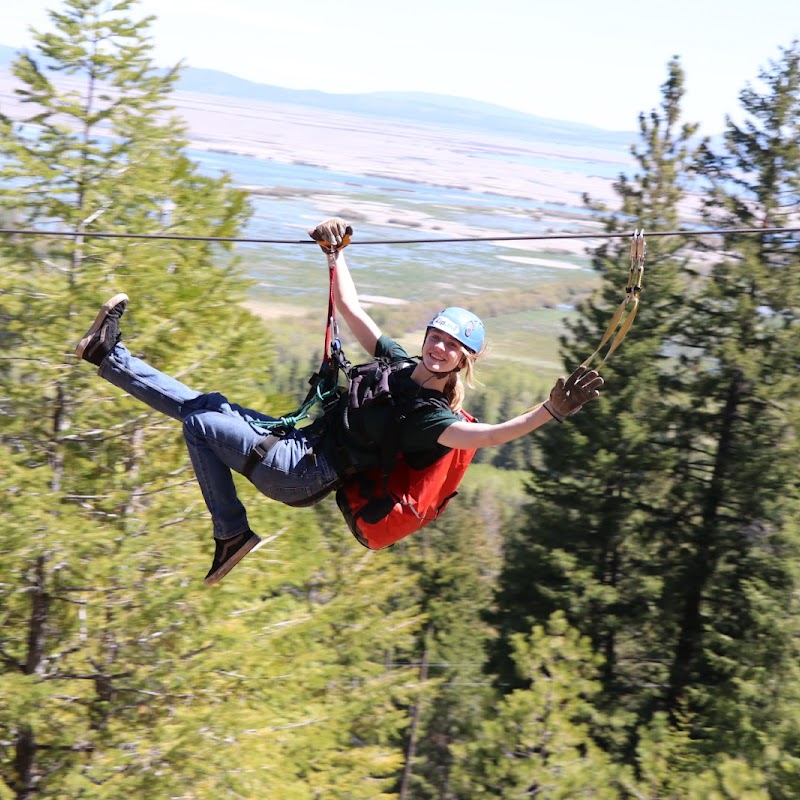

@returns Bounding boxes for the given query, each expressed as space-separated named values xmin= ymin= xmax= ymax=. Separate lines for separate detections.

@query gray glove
xmin=308 ymin=217 xmax=353 ymax=253
xmin=543 ymin=365 xmax=603 ymax=422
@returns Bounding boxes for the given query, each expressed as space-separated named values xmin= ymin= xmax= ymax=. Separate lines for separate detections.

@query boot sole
xmin=204 ymin=534 xmax=263 ymax=586
xmin=75 ymin=293 xmax=129 ymax=359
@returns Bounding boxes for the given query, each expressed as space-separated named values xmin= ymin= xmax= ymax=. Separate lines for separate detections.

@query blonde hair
xmin=443 ymin=344 xmax=483 ymax=413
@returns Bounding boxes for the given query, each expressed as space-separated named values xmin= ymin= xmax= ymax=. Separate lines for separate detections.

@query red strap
xmin=323 ymin=255 xmax=337 ymax=364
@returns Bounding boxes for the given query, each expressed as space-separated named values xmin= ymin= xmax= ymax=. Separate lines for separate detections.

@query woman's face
xmin=422 ymin=328 xmax=464 ymax=374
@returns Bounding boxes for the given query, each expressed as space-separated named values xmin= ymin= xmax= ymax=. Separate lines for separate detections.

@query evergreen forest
xmin=1 ymin=2 xmax=799 ymax=798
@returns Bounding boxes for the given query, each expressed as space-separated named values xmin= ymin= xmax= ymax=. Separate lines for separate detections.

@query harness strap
xmin=323 ymin=252 xmax=339 ymax=366
xmin=523 ymin=230 xmax=646 ymax=416
xmin=581 ymin=229 xmax=646 ymax=371
xmin=241 ymin=434 xmax=282 ymax=479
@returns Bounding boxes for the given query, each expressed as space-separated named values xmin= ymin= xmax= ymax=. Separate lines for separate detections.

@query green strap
xmin=252 ymin=379 xmax=340 ymax=433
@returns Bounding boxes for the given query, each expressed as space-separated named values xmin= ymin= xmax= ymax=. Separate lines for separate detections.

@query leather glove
xmin=308 ymin=217 xmax=353 ymax=253
xmin=543 ymin=365 xmax=604 ymax=422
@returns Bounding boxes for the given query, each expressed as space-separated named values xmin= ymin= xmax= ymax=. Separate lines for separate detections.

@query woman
xmin=75 ymin=218 xmax=603 ymax=585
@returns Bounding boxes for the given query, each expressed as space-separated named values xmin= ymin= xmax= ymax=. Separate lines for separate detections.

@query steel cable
xmin=0 ymin=226 xmax=799 ymax=245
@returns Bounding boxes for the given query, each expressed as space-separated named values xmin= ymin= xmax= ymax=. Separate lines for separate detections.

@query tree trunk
xmin=13 ymin=726 xmax=36 ymax=800
xmin=666 ymin=369 xmax=742 ymax=716
xmin=399 ymin=627 xmax=431 ymax=800
xmin=14 ymin=556 xmax=49 ymax=798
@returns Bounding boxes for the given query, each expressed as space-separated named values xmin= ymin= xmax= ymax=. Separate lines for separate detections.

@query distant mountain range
xmin=0 ymin=42 xmax=633 ymax=148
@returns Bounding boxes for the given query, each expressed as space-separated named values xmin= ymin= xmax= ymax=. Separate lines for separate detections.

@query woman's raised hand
xmin=308 ymin=217 xmax=353 ymax=253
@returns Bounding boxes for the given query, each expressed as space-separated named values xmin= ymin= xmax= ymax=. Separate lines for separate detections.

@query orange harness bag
xmin=336 ymin=409 xmax=477 ymax=550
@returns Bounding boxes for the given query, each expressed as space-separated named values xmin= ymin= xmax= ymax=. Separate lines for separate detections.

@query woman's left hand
xmin=543 ymin=365 xmax=604 ymax=422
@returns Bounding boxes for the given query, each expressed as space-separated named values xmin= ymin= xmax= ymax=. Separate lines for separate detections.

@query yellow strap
xmin=523 ymin=230 xmax=645 ymax=415
xmin=581 ymin=296 xmax=639 ymax=371
xmin=581 ymin=229 xmax=645 ymax=372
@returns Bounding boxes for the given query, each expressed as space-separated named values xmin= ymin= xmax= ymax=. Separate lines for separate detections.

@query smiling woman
xmin=75 ymin=217 xmax=603 ymax=583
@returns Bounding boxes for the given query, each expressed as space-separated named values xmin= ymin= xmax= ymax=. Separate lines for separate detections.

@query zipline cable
xmin=0 ymin=226 xmax=799 ymax=244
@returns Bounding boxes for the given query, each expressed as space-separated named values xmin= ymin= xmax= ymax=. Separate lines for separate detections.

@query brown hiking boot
xmin=75 ymin=293 xmax=128 ymax=366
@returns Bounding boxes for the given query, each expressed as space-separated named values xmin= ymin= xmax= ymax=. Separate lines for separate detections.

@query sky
xmin=2 ymin=0 xmax=799 ymax=135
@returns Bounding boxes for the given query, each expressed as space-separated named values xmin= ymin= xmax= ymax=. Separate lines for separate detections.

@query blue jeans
xmin=99 ymin=345 xmax=342 ymax=539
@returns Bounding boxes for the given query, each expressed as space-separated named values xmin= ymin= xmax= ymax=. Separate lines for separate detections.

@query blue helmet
xmin=427 ymin=307 xmax=485 ymax=353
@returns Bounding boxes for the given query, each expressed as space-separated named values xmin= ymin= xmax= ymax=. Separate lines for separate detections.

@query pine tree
xmin=231 ymin=498 xmax=430 ymax=800
xmin=492 ymin=58 xmax=703 ymax=728
xmin=391 ymin=488 xmax=502 ymax=800
xmin=634 ymin=712 xmax=770 ymax=799
xmin=669 ymin=40 xmax=800 ymax=795
xmin=492 ymin=48 xmax=800 ymax=793
xmin=0 ymin=5 xmax=457 ymax=794
xmin=452 ymin=613 xmax=632 ymax=799
xmin=0 ymin=2 xmax=282 ymax=796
